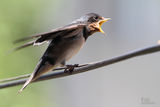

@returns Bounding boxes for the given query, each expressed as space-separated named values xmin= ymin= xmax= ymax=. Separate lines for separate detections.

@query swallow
xmin=16 ymin=13 xmax=111 ymax=93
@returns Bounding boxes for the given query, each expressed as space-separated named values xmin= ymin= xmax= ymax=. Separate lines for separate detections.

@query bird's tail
xmin=18 ymin=72 xmax=35 ymax=93
xmin=18 ymin=60 xmax=58 ymax=93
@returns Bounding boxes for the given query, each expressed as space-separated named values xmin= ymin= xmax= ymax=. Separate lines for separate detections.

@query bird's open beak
xmin=97 ymin=17 xmax=111 ymax=34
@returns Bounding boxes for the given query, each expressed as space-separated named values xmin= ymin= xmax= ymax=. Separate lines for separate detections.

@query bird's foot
xmin=64 ymin=64 xmax=79 ymax=74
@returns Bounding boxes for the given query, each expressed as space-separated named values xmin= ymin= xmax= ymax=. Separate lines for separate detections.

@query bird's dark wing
xmin=13 ymin=41 xmax=34 ymax=51
xmin=14 ymin=23 xmax=85 ymax=43
xmin=13 ymin=23 xmax=85 ymax=51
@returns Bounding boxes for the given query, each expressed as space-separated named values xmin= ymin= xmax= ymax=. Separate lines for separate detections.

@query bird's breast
xmin=64 ymin=35 xmax=85 ymax=61
xmin=44 ymin=33 xmax=85 ymax=65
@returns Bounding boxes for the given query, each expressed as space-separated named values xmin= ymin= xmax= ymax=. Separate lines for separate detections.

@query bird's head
xmin=73 ymin=13 xmax=111 ymax=35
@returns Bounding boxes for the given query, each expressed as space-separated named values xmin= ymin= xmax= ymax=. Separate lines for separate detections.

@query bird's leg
xmin=64 ymin=64 xmax=79 ymax=74
xmin=60 ymin=61 xmax=66 ymax=67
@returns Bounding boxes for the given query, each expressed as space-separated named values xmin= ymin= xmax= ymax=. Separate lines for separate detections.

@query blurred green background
xmin=0 ymin=0 xmax=59 ymax=107
xmin=0 ymin=0 xmax=160 ymax=107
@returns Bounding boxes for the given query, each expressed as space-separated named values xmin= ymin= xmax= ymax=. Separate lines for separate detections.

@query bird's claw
xmin=64 ymin=64 xmax=79 ymax=74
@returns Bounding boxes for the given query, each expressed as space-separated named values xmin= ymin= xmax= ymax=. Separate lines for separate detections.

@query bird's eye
xmin=88 ymin=16 xmax=99 ymax=22
xmin=93 ymin=16 xmax=98 ymax=20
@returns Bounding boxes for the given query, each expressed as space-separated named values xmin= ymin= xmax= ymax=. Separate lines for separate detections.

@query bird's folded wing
xmin=14 ymin=23 xmax=85 ymax=43
xmin=13 ymin=23 xmax=85 ymax=51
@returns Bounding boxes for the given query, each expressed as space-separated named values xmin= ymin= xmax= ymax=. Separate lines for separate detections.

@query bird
xmin=15 ymin=13 xmax=111 ymax=93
